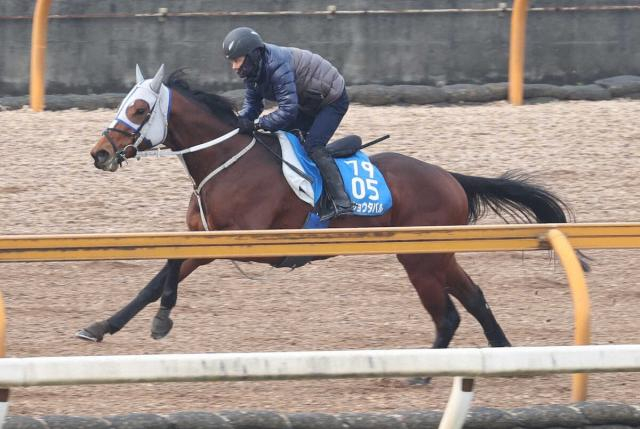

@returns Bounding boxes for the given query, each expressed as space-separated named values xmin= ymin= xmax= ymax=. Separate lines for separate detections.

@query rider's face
xmin=230 ymin=56 xmax=246 ymax=74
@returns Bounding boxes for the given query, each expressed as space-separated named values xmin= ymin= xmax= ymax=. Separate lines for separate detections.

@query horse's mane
xmin=165 ymin=69 xmax=238 ymax=127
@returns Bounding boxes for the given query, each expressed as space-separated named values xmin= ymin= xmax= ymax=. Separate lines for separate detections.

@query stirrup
xmin=319 ymin=202 xmax=355 ymax=222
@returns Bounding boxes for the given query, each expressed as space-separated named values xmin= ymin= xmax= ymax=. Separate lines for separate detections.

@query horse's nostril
xmin=93 ymin=149 xmax=109 ymax=165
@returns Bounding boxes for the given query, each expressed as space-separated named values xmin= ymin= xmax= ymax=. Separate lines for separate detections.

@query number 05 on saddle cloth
xmin=276 ymin=131 xmax=393 ymax=216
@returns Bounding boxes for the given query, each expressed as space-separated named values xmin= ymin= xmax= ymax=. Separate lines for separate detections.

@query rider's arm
xmin=257 ymin=62 xmax=299 ymax=131
xmin=238 ymin=84 xmax=264 ymax=121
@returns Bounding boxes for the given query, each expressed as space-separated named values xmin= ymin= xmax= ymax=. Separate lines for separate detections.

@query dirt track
xmin=1 ymin=100 xmax=639 ymax=417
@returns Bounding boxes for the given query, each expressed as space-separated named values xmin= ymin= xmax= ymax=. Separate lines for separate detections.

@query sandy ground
xmin=1 ymin=99 xmax=639 ymax=417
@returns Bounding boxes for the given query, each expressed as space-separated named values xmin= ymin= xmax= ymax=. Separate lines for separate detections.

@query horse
xmin=81 ymin=64 xmax=584 ymax=352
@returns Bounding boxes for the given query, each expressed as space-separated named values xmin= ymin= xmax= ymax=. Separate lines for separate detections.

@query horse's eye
xmin=136 ymin=108 xmax=146 ymax=115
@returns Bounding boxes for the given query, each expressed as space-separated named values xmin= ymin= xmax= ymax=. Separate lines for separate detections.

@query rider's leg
xmin=310 ymin=148 xmax=354 ymax=220
xmin=289 ymin=110 xmax=314 ymax=139
xmin=304 ymin=90 xmax=354 ymax=220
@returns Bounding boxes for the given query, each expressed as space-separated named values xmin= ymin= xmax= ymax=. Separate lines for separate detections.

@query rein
xmin=254 ymin=133 xmax=313 ymax=183
xmin=135 ymin=128 xmax=240 ymax=158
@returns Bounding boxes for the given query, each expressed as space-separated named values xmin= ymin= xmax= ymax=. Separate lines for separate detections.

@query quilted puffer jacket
xmin=239 ymin=43 xmax=345 ymax=131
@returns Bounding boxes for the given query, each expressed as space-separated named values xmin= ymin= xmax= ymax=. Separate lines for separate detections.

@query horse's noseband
xmin=102 ymin=128 xmax=137 ymax=165
xmin=102 ymin=109 xmax=154 ymax=166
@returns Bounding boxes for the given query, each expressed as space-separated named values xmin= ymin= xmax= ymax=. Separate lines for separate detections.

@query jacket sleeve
xmin=258 ymin=62 xmax=299 ymax=131
xmin=238 ymin=84 xmax=264 ymax=121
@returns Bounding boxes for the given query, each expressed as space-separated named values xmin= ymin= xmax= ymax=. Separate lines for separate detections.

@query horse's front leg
xmin=150 ymin=258 xmax=213 ymax=340
xmin=76 ymin=259 xmax=182 ymax=342
xmin=148 ymin=194 xmax=215 ymax=339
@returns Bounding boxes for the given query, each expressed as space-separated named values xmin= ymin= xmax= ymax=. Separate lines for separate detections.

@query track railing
xmin=27 ymin=1 xmax=534 ymax=110
xmin=1 ymin=223 xmax=639 ymax=428
xmin=0 ymin=293 xmax=6 ymax=426
xmin=1 ymin=346 xmax=640 ymax=429
xmin=2 ymin=345 xmax=640 ymax=386
xmin=1 ymin=223 xmax=639 ymax=262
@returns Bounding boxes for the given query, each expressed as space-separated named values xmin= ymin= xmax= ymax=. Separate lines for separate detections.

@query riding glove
xmin=238 ymin=117 xmax=258 ymax=135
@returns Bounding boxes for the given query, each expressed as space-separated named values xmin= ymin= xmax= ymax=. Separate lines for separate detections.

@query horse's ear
xmin=136 ymin=64 xmax=144 ymax=84
xmin=149 ymin=64 xmax=165 ymax=93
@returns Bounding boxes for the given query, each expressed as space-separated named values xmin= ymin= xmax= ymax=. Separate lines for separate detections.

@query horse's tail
xmin=449 ymin=170 xmax=571 ymax=224
xmin=449 ymin=170 xmax=590 ymax=271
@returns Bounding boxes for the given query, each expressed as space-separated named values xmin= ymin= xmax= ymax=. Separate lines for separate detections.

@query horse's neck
xmin=164 ymin=92 xmax=304 ymax=230
xmin=165 ymin=93 xmax=252 ymax=186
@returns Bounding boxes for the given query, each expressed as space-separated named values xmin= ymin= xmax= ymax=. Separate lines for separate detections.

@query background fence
xmin=2 ymin=0 xmax=640 ymax=95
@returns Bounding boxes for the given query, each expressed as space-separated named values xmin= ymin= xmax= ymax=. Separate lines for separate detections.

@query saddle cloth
xmin=276 ymin=131 xmax=392 ymax=217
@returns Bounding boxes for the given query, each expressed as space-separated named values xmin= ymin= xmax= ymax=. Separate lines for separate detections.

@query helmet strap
xmin=238 ymin=48 xmax=263 ymax=80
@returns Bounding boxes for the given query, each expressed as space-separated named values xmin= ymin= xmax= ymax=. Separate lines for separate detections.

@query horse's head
xmin=90 ymin=65 xmax=171 ymax=171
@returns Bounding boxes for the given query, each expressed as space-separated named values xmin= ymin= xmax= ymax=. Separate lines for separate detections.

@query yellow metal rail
xmin=508 ymin=0 xmax=528 ymax=105
xmin=1 ymin=223 xmax=639 ymax=263
xmin=2 ymin=222 xmax=638 ymax=404
xmin=547 ymin=229 xmax=592 ymax=401
xmin=29 ymin=0 xmax=52 ymax=112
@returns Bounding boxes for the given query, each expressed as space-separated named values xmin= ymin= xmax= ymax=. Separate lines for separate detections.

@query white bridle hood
xmin=109 ymin=64 xmax=171 ymax=148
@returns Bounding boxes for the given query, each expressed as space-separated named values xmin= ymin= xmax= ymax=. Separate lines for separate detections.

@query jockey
xmin=223 ymin=27 xmax=354 ymax=221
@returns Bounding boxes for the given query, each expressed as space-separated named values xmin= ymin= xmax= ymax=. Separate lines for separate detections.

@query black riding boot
xmin=309 ymin=146 xmax=354 ymax=221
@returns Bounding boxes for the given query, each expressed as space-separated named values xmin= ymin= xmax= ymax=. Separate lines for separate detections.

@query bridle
xmin=100 ymin=63 xmax=171 ymax=170
xmin=101 ymin=69 xmax=254 ymax=233
xmin=98 ymin=64 xmax=263 ymax=279
xmin=102 ymin=100 xmax=157 ymax=166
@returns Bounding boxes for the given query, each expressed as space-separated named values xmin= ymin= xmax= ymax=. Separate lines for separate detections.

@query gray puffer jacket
xmin=240 ymin=43 xmax=345 ymax=131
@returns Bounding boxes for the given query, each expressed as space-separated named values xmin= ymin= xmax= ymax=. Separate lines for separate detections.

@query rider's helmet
xmin=223 ymin=27 xmax=265 ymax=60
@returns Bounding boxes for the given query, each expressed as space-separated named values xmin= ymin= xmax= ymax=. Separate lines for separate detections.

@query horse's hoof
xmin=407 ymin=376 xmax=432 ymax=386
xmin=75 ymin=320 xmax=110 ymax=343
xmin=151 ymin=307 xmax=173 ymax=340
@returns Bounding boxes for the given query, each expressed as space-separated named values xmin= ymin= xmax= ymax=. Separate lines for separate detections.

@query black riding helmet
xmin=223 ymin=27 xmax=265 ymax=60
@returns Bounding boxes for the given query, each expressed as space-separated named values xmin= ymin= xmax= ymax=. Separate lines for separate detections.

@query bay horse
xmin=81 ymin=65 xmax=582 ymax=351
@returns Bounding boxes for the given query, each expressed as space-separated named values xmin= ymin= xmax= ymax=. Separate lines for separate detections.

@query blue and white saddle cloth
xmin=276 ymin=131 xmax=393 ymax=221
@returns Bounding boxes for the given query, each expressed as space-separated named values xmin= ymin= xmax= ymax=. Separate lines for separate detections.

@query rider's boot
xmin=309 ymin=146 xmax=355 ymax=221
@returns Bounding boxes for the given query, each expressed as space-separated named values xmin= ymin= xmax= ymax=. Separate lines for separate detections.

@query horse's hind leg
xmin=397 ymin=253 xmax=461 ymax=349
xmin=397 ymin=253 xmax=461 ymax=385
xmin=446 ymin=259 xmax=511 ymax=347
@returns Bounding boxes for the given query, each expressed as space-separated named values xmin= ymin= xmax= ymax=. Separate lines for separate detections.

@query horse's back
xmin=369 ymin=152 xmax=469 ymax=227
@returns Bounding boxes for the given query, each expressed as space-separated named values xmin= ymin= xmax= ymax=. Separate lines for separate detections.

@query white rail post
xmin=438 ymin=377 xmax=475 ymax=429
xmin=0 ymin=292 xmax=8 ymax=429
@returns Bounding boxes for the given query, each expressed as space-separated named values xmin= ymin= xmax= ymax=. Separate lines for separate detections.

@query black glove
xmin=238 ymin=117 xmax=257 ymax=135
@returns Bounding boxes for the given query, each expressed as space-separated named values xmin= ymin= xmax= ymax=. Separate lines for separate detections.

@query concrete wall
xmin=1 ymin=0 xmax=640 ymax=95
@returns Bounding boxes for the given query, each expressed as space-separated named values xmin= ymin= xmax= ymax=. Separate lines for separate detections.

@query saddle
xmin=268 ymin=131 xmax=393 ymax=269
xmin=287 ymin=129 xmax=362 ymax=158
xmin=326 ymin=135 xmax=363 ymax=158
